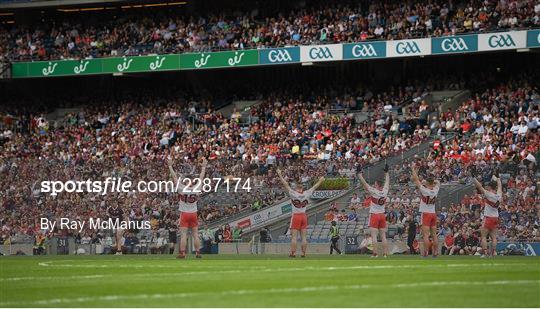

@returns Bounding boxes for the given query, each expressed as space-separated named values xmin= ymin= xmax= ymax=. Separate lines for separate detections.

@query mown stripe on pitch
xmin=1 ymin=280 xmax=538 ymax=306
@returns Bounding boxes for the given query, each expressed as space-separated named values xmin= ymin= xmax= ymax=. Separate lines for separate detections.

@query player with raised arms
xmin=277 ymin=168 xmax=324 ymax=258
xmin=358 ymin=164 xmax=390 ymax=258
xmin=168 ymin=157 xmax=207 ymax=259
xmin=473 ymin=173 xmax=502 ymax=258
xmin=411 ymin=165 xmax=441 ymax=257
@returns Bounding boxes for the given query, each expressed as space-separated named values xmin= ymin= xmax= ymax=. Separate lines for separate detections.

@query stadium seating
xmin=2 ymin=2 xmax=540 ymax=308
xmin=0 ymin=12 xmax=538 ymax=252
xmin=1 ymin=0 xmax=539 ymax=61
xmin=0 ymin=85 xmax=434 ymax=233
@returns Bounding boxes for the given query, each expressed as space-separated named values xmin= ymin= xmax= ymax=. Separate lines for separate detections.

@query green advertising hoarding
xmin=101 ymin=55 xmax=180 ymax=73
xmin=12 ymin=54 xmax=182 ymax=78
xmin=9 ymin=29 xmax=540 ymax=78
xmin=22 ymin=59 xmax=101 ymax=77
xmin=180 ymin=50 xmax=258 ymax=69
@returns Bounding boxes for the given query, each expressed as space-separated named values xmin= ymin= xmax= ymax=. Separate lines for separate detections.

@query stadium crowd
xmin=341 ymin=80 xmax=540 ymax=253
xmin=0 ymin=82 xmax=435 ymax=247
xmin=1 ymin=0 xmax=539 ymax=61
xmin=0 ymin=70 xmax=538 ymax=255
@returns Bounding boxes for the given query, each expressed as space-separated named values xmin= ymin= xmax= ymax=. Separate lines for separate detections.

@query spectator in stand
xmin=349 ymin=193 xmax=361 ymax=209
xmin=259 ymin=227 xmax=272 ymax=243
xmin=150 ymin=232 xmax=167 ymax=254
xmin=442 ymin=232 xmax=455 ymax=255
xmin=32 ymin=233 xmax=46 ymax=255
xmin=407 ymin=216 xmax=418 ymax=255
xmin=324 ymin=210 xmax=336 ymax=222
xmin=214 ymin=226 xmax=224 ymax=244
xmin=338 ymin=209 xmax=348 ymax=222
xmin=359 ymin=232 xmax=373 ymax=255
xmin=464 ymin=230 xmax=481 ymax=255
xmin=223 ymin=224 xmax=233 ymax=242
xmin=348 ymin=209 xmax=358 ymax=222
xmin=200 ymin=225 xmax=214 ymax=254
xmin=451 ymin=232 xmax=467 ymax=255
xmin=233 ymin=227 xmax=243 ymax=242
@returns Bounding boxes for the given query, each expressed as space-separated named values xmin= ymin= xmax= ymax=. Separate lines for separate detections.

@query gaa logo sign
xmin=309 ymin=47 xmax=333 ymax=59
xmin=252 ymin=213 xmax=264 ymax=225
xmin=352 ymin=44 xmax=378 ymax=57
xmin=268 ymin=49 xmax=292 ymax=63
xmin=396 ymin=42 xmax=421 ymax=54
xmin=441 ymin=38 xmax=469 ymax=52
xmin=261 ymin=47 xmax=299 ymax=64
xmin=488 ymin=34 xmax=515 ymax=48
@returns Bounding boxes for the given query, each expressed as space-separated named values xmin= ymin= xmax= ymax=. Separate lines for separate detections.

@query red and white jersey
xmin=288 ymin=188 xmax=314 ymax=214
xmin=176 ymin=182 xmax=201 ymax=213
xmin=366 ymin=184 xmax=389 ymax=214
xmin=419 ymin=183 xmax=440 ymax=213
xmin=483 ymin=190 xmax=501 ymax=218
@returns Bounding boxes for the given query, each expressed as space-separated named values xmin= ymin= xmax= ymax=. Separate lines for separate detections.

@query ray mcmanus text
xmin=40 ymin=218 xmax=151 ymax=233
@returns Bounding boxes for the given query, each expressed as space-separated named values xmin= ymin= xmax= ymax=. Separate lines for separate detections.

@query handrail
xmin=0 ymin=61 xmax=10 ymax=78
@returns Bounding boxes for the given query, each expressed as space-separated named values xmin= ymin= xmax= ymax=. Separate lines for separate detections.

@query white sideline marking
xmin=35 ymin=261 xmax=529 ymax=270
xmin=1 ymin=262 xmax=529 ymax=282
xmin=0 ymin=280 xmax=537 ymax=306
xmin=1 ymin=274 xmax=105 ymax=282
xmin=38 ymin=261 xmax=260 ymax=269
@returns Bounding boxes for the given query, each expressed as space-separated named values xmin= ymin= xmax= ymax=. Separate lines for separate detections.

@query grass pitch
xmin=0 ymin=255 xmax=539 ymax=307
